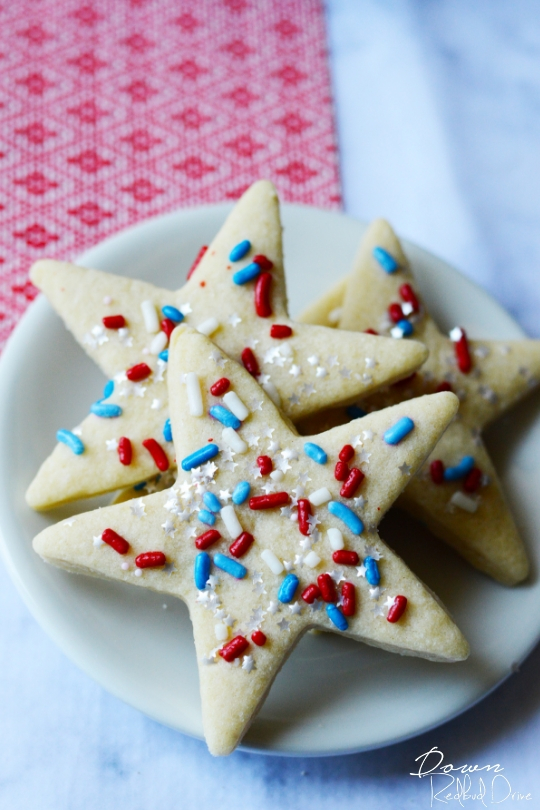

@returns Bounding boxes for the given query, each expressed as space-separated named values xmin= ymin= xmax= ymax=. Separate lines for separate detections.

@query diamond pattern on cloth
xmin=0 ymin=0 xmax=341 ymax=348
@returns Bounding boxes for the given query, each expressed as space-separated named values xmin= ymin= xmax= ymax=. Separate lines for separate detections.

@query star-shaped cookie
xmin=33 ymin=325 xmax=468 ymax=756
xmin=300 ymin=219 xmax=540 ymax=585
xmin=26 ymin=182 xmax=428 ymax=510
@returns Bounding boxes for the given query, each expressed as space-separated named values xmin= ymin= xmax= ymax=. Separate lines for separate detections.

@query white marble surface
xmin=2 ymin=1 xmax=540 ymax=807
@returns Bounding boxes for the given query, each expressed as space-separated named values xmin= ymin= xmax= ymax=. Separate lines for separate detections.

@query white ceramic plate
xmin=1 ymin=203 xmax=539 ymax=757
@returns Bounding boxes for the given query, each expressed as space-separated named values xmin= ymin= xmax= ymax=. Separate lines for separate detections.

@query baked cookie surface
xmin=34 ymin=326 xmax=468 ymax=756
xmin=27 ymin=183 xmax=428 ymax=510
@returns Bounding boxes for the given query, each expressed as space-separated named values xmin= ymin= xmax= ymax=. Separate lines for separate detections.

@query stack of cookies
xmin=28 ymin=181 xmax=540 ymax=755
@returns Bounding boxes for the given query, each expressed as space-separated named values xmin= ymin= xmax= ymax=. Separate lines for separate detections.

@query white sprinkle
xmin=280 ymin=343 xmax=293 ymax=357
xmin=390 ymin=325 xmax=405 ymax=339
xmin=150 ymin=331 xmax=168 ymax=355
xmin=261 ymin=380 xmax=281 ymax=406
xmin=303 ymin=551 xmax=321 ymax=569
xmin=449 ymin=491 xmax=478 ymax=513
xmin=308 ymin=487 xmax=331 ymax=506
xmin=141 ymin=300 xmax=160 ymax=333
xmin=186 ymin=372 xmax=203 ymax=416
xmin=134 ymin=568 xmax=143 ymax=577
xmin=328 ymin=307 xmax=342 ymax=325
xmin=214 ymin=623 xmax=229 ymax=641
xmin=121 ymin=562 xmax=130 ymax=570
xmin=103 ymin=295 xmax=112 ymax=305
xmin=222 ymin=427 xmax=247 ymax=454
xmin=401 ymin=302 xmax=414 ymax=316
xmin=197 ymin=317 xmax=219 ymax=336
xmin=93 ymin=535 xmax=104 ymax=547
xmin=223 ymin=391 xmax=249 ymax=420
xmin=327 ymin=528 xmax=344 ymax=551
xmin=270 ymin=470 xmax=284 ymax=482
xmin=151 ymin=398 xmax=162 ymax=410
xmin=221 ymin=505 xmax=243 ymax=539
xmin=261 ymin=549 xmax=284 ymax=575
xmin=449 ymin=327 xmax=464 ymax=342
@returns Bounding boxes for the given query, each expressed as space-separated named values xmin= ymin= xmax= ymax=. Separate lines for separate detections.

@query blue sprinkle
xmin=209 ymin=404 xmax=241 ymax=430
xmin=57 ymin=429 xmax=84 ymax=455
xmin=203 ymin=491 xmax=222 ymax=513
xmin=214 ymin=554 xmax=246 ymax=579
xmin=373 ymin=246 xmax=399 ymax=274
xmin=162 ymin=305 xmax=184 ymax=323
xmin=395 ymin=319 xmax=414 ymax=337
xmin=90 ymin=401 xmax=123 ymax=418
xmin=304 ymin=442 xmax=327 ymax=465
xmin=198 ymin=509 xmax=216 ymax=526
xmin=277 ymin=574 xmax=299 ymax=604
xmin=232 ymin=481 xmax=250 ymax=505
xmin=365 ymin=556 xmax=380 ymax=586
xmin=181 ymin=443 xmax=219 ymax=471
xmin=328 ymin=501 xmax=364 ymax=535
xmin=229 ymin=239 xmax=251 ymax=262
xmin=159 ymin=349 xmax=169 ymax=362
xmin=383 ymin=416 xmax=415 ymax=445
xmin=103 ymin=380 xmax=114 ymax=399
xmin=326 ymin=604 xmax=349 ymax=631
xmin=163 ymin=418 xmax=172 ymax=443
xmin=347 ymin=405 xmax=366 ymax=420
xmin=444 ymin=455 xmax=475 ymax=482
xmin=133 ymin=481 xmax=147 ymax=491
xmin=232 ymin=262 xmax=261 ymax=286
xmin=194 ymin=552 xmax=211 ymax=590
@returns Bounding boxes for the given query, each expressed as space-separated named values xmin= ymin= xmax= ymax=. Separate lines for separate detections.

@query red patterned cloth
xmin=0 ymin=0 xmax=340 ymax=347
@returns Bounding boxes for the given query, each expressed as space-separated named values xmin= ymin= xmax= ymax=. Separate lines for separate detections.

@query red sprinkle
xmin=301 ymin=583 xmax=321 ymax=604
xmin=249 ymin=492 xmax=290 ymax=510
xmin=399 ymin=283 xmax=420 ymax=312
xmin=334 ymin=461 xmax=349 ymax=482
xmin=160 ymin=318 xmax=176 ymax=340
xmin=297 ymin=498 xmax=312 ymax=536
xmin=430 ymin=460 xmax=444 ymax=484
xmin=340 ymin=467 xmax=365 ymax=498
xmin=435 ymin=381 xmax=453 ymax=393
xmin=253 ymin=254 xmax=274 ymax=272
xmin=142 ymin=438 xmax=169 ymax=472
xmin=464 ymin=467 xmax=482 ymax=493
xmin=255 ymin=271 xmax=272 ymax=317
xmin=241 ymin=347 xmax=260 ymax=377
xmin=187 ymin=245 xmax=208 ymax=279
xmin=270 ymin=324 xmax=292 ymax=339
xmin=102 ymin=315 xmax=126 ymax=329
xmin=387 ymin=595 xmax=408 ymax=623
xmin=102 ymin=528 xmax=130 ymax=555
xmin=229 ymin=531 xmax=254 ymax=558
xmin=135 ymin=551 xmax=166 ymax=569
xmin=332 ymin=550 xmax=359 ymax=566
xmin=219 ymin=635 xmax=249 ymax=662
xmin=341 ymin=582 xmax=356 ymax=616
xmin=195 ymin=529 xmax=221 ymax=550
xmin=453 ymin=328 xmax=472 ymax=374
xmin=364 ymin=328 xmax=378 ymax=335
xmin=339 ymin=444 xmax=355 ymax=463
xmin=117 ymin=436 xmax=132 ymax=466
xmin=388 ymin=303 xmax=404 ymax=323
xmin=251 ymin=630 xmax=267 ymax=646
xmin=210 ymin=377 xmax=230 ymax=396
xmin=317 ymin=573 xmax=337 ymax=603
xmin=126 ymin=362 xmax=152 ymax=382
xmin=257 ymin=455 xmax=273 ymax=475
